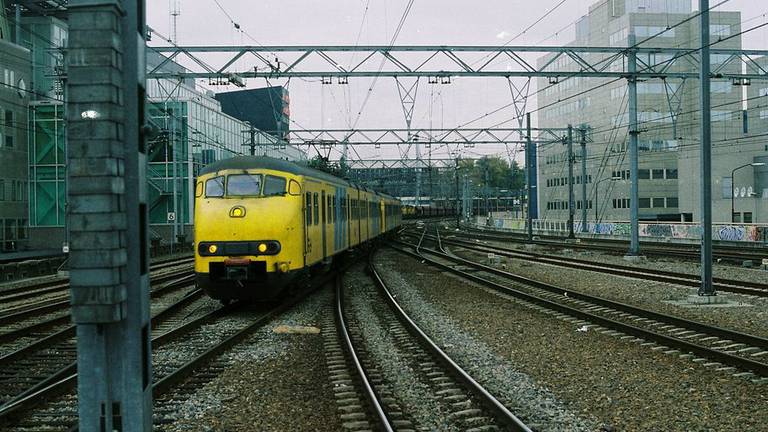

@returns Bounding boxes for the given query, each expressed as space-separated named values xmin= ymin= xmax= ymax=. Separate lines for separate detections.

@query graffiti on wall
xmin=490 ymin=218 xmax=768 ymax=243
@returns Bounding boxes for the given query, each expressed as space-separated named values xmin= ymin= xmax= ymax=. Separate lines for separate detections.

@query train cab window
xmin=313 ymin=193 xmax=319 ymax=225
xmin=205 ymin=176 xmax=225 ymax=197
xmin=227 ymin=174 xmax=262 ymax=196
xmin=305 ymin=192 xmax=312 ymax=226
xmin=263 ymin=175 xmax=287 ymax=196
xmin=195 ymin=181 xmax=203 ymax=198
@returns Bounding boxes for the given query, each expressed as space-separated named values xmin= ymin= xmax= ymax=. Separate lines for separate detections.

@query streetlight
xmin=595 ymin=176 xmax=622 ymax=223
xmin=731 ymin=162 xmax=765 ymax=223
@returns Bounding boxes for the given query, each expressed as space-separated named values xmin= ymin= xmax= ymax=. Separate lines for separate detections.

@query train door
xmin=356 ymin=189 xmax=362 ymax=245
xmin=364 ymin=197 xmax=370 ymax=240
xmin=321 ymin=190 xmax=327 ymax=259
xmin=304 ymin=182 xmax=323 ymax=266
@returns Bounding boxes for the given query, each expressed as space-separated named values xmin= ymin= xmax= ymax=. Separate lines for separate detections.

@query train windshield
xmin=263 ymin=175 xmax=287 ymax=196
xmin=205 ymin=176 xmax=225 ymax=197
xmin=227 ymin=174 xmax=263 ymax=196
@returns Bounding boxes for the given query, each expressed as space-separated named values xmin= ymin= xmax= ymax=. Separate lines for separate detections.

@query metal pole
xmin=567 ymin=125 xmax=575 ymax=239
xmin=628 ymin=34 xmax=640 ymax=256
xmin=68 ymin=0 xmax=152 ymax=430
xmin=455 ymin=157 xmax=460 ymax=227
xmin=580 ymin=127 xmax=588 ymax=233
xmin=526 ymin=113 xmax=533 ymax=242
xmin=170 ymin=106 xmax=179 ymax=251
xmin=14 ymin=4 xmax=21 ymax=43
xmin=249 ymin=124 xmax=256 ymax=156
xmin=699 ymin=0 xmax=714 ymax=296
xmin=596 ymin=179 xmax=601 ymax=223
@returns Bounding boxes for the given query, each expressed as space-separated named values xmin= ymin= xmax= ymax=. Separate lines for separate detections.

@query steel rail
xmin=391 ymin=240 xmax=768 ymax=377
xmin=429 ymin=229 xmax=768 ymax=351
xmin=367 ymin=254 xmax=533 ymax=431
xmin=0 ymin=256 xmax=192 ymax=302
xmin=420 ymin=231 xmax=768 ymax=298
xmin=334 ymin=275 xmax=394 ymax=432
xmin=0 ymin=286 xmax=208 ymax=423
xmin=0 ymin=269 xmax=194 ymax=327
xmin=455 ymin=225 xmax=768 ymax=263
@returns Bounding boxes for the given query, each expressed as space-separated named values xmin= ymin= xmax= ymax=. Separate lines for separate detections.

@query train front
xmin=194 ymin=166 xmax=304 ymax=302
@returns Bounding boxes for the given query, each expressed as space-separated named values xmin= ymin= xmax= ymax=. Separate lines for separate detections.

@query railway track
xmin=0 ymin=261 xmax=196 ymax=350
xmin=455 ymin=225 xmax=768 ymax=264
xmin=391 ymin=228 xmax=768 ymax=380
xmin=332 ymin=257 xmax=531 ymax=431
xmin=0 ymin=261 xmax=347 ymax=431
xmin=411 ymin=230 xmax=768 ymax=298
xmin=0 ymin=256 xmax=193 ymax=307
xmin=0 ymin=273 xmax=201 ymax=412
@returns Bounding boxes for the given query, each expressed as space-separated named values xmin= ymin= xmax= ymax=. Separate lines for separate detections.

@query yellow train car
xmin=194 ymin=156 xmax=401 ymax=301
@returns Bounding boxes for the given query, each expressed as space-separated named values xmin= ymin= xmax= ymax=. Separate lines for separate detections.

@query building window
xmin=638 ymin=169 xmax=650 ymax=179
xmin=666 ymin=169 xmax=678 ymax=179
xmin=710 ymin=24 xmax=731 ymax=37
xmin=667 ymin=197 xmax=679 ymax=208
xmin=652 ymin=198 xmax=665 ymax=208
xmin=652 ymin=169 xmax=665 ymax=180
xmin=5 ymin=135 xmax=13 ymax=148
xmin=639 ymin=198 xmax=651 ymax=208
xmin=722 ymin=177 xmax=733 ymax=199
xmin=744 ymin=212 xmax=753 ymax=224
xmin=0 ymin=179 xmax=4 ymax=200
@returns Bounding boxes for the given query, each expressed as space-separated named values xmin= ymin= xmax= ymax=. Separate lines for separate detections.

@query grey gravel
xmin=372 ymin=255 xmax=598 ymax=432
xmin=445 ymin=235 xmax=768 ymax=339
xmin=379 ymin=247 xmax=768 ymax=431
xmin=345 ymin=266 xmax=465 ymax=431
xmin=155 ymin=286 xmax=341 ymax=432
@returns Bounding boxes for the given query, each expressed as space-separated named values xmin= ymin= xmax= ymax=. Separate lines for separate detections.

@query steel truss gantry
xmin=283 ymin=127 xmax=566 ymax=148
xmin=347 ymin=158 xmax=476 ymax=170
xmin=147 ymin=45 xmax=768 ymax=80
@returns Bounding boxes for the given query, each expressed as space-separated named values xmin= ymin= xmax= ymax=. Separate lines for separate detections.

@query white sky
xmin=147 ymin=0 xmax=768 ymax=162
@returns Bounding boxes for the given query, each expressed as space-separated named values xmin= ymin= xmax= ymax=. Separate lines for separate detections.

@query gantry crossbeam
xmin=281 ymin=127 xmax=566 ymax=147
xmin=146 ymin=45 xmax=768 ymax=80
xmin=346 ymin=159 xmax=468 ymax=169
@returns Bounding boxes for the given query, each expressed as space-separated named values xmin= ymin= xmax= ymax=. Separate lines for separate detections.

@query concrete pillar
xmin=67 ymin=0 xmax=151 ymax=430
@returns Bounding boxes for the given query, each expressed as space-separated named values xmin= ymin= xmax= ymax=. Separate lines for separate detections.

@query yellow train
xmin=194 ymin=156 xmax=402 ymax=301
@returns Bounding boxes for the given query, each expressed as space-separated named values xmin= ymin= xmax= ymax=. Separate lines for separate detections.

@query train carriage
xmin=194 ymin=156 xmax=401 ymax=301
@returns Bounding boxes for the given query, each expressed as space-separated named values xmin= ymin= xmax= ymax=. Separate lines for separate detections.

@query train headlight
xmin=258 ymin=243 xmax=268 ymax=253
xmin=208 ymin=244 xmax=218 ymax=254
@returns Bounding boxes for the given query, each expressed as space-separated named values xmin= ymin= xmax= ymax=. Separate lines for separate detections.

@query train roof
xmin=199 ymin=156 xmax=399 ymax=201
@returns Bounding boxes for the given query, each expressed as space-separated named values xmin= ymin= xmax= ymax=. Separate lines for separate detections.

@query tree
xmin=458 ymin=156 xmax=524 ymax=192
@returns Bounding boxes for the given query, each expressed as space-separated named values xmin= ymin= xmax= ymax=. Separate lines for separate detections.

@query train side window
xmin=263 ymin=175 xmax=287 ymax=196
xmin=288 ymin=179 xmax=301 ymax=196
xmin=327 ymin=195 xmax=333 ymax=224
xmin=305 ymin=192 xmax=312 ymax=226
xmin=313 ymin=193 xmax=319 ymax=225
xmin=195 ymin=181 xmax=203 ymax=198
xmin=205 ymin=176 xmax=224 ymax=197
xmin=227 ymin=174 xmax=262 ymax=196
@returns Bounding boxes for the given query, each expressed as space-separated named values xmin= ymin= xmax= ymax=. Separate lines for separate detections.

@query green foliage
xmin=460 ymin=156 xmax=525 ymax=191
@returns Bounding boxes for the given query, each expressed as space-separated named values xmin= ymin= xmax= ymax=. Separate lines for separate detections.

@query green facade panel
xmin=28 ymin=104 xmax=65 ymax=227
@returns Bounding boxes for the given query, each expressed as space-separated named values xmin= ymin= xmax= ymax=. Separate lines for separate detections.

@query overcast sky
xmin=146 ymin=0 xmax=768 ymax=162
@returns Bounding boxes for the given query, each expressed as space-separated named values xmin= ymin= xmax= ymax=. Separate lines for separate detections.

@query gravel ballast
xmin=445 ymin=239 xmax=768 ymax=339
xmin=155 ymin=287 xmax=341 ymax=432
xmin=378 ymin=247 xmax=768 ymax=431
